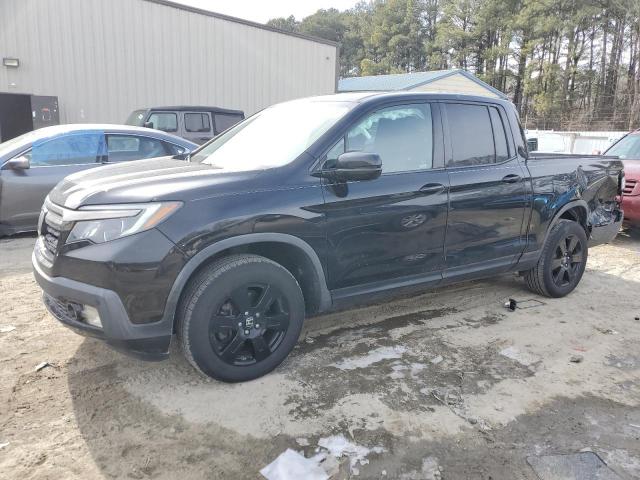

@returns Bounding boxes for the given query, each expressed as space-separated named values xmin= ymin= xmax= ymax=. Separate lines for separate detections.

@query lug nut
xmin=256 ymin=313 xmax=260 ymax=317
xmin=255 ymin=324 xmax=260 ymax=329
xmin=238 ymin=322 xmax=242 ymax=326
xmin=244 ymin=329 xmax=250 ymax=335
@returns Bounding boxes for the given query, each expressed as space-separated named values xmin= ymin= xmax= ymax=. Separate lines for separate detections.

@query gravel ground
xmin=0 ymin=231 xmax=639 ymax=479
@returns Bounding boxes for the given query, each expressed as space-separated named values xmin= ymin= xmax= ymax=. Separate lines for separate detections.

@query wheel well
xmin=558 ymin=206 xmax=589 ymax=234
xmin=181 ymin=242 xmax=324 ymax=316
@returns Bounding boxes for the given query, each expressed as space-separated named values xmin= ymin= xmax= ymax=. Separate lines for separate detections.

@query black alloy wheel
xmin=209 ymin=283 xmax=290 ymax=366
xmin=550 ymin=234 xmax=585 ymax=288
xmin=178 ymin=254 xmax=305 ymax=382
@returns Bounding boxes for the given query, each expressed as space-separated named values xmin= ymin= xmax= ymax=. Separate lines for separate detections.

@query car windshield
xmin=606 ymin=134 xmax=640 ymax=159
xmin=126 ymin=109 xmax=147 ymax=127
xmin=190 ymin=99 xmax=352 ymax=171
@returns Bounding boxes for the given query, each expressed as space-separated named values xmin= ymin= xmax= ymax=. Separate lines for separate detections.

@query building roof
xmin=338 ymin=69 xmax=508 ymax=99
xmin=143 ymin=0 xmax=339 ymax=48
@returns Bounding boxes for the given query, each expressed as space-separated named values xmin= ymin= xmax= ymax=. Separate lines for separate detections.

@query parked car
xmin=126 ymin=106 xmax=245 ymax=144
xmin=33 ymin=93 xmax=623 ymax=382
xmin=603 ymin=129 xmax=640 ymax=227
xmin=0 ymin=125 xmax=196 ymax=236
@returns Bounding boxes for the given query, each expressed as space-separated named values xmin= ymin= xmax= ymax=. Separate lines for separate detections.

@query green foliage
xmin=267 ymin=0 xmax=640 ymax=129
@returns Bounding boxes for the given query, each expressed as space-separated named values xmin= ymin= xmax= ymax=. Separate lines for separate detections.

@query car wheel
xmin=177 ymin=254 xmax=305 ymax=382
xmin=524 ymin=220 xmax=588 ymax=298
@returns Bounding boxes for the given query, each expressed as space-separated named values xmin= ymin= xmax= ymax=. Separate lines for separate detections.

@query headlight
xmin=66 ymin=202 xmax=182 ymax=244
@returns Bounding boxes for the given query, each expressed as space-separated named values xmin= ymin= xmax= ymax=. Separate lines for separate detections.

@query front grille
xmin=38 ymin=199 xmax=69 ymax=259
xmin=624 ymin=179 xmax=637 ymax=195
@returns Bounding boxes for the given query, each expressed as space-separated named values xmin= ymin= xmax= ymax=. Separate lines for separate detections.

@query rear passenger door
xmin=182 ymin=112 xmax=213 ymax=144
xmin=442 ymin=102 xmax=528 ymax=278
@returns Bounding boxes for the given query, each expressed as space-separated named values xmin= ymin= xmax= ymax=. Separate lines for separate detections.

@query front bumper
xmin=621 ymin=195 xmax=640 ymax=225
xmin=33 ymin=253 xmax=172 ymax=360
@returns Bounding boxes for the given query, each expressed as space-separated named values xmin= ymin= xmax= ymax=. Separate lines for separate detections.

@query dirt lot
xmin=1 ymin=231 xmax=639 ymax=479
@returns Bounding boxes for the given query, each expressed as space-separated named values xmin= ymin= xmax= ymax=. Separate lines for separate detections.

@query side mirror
xmin=6 ymin=155 xmax=30 ymax=170
xmin=143 ymin=121 xmax=154 ymax=129
xmin=333 ymin=151 xmax=382 ymax=182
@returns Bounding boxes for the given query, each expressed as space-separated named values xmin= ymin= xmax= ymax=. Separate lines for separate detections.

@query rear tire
xmin=177 ymin=254 xmax=305 ymax=382
xmin=524 ymin=220 xmax=588 ymax=298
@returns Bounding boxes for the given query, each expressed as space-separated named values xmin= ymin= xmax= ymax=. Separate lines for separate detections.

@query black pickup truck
xmin=33 ymin=92 xmax=624 ymax=382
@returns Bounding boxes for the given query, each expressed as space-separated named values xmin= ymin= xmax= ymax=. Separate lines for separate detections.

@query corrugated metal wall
xmin=0 ymin=0 xmax=338 ymax=124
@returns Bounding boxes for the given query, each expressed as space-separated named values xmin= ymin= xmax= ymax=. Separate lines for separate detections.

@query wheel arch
xmin=163 ymin=233 xmax=332 ymax=331
xmin=546 ymin=200 xmax=589 ymax=242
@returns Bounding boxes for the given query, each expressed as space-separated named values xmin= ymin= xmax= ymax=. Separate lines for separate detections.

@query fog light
xmin=81 ymin=305 xmax=102 ymax=328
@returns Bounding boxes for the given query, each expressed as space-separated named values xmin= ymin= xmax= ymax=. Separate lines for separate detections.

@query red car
xmin=605 ymin=130 xmax=640 ymax=227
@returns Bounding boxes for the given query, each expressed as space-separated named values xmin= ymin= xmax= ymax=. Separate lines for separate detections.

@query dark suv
xmin=126 ymin=106 xmax=244 ymax=144
xmin=33 ymin=92 xmax=623 ymax=382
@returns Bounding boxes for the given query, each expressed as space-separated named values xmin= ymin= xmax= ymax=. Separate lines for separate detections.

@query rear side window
xmin=147 ymin=112 xmax=177 ymax=132
xmin=184 ymin=113 xmax=211 ymax=133
xmin=446 ymin=104 xmax=495 ymax=167
xmin=489 ymin=107 xmax=510 ymax=162
xmin=29 ymin=132 xmax=105 ymax=166
xmin=214 ymin=114 xmax=243 ymax=133
xmin=106 ymin=135 xmax=168 ymax=162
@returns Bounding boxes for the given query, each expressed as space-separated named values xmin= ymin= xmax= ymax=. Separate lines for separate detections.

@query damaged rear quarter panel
xmin=524 ymin=155 xmax=623 ymax=252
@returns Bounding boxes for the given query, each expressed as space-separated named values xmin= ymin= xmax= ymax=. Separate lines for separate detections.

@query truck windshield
xmin=190 ymin=99 xmax=351 ymax=170
xmin=126 ymin=109 xmax=147 ymax=126
xmin=606 ymin=134 xmax=640 ymax=159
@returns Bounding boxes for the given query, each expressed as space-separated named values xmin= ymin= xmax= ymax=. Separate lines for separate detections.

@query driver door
xmin=319 ymin=102 xmax=449 ymax=293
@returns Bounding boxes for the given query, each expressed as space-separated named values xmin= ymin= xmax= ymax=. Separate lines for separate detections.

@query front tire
xmin=525 ymin=220 xmax=588 ymax=298
xmin=177 ymin=254 xmax=305 ymax=382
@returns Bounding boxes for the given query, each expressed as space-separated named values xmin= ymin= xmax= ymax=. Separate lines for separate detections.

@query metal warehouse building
xmin=0 ymin=0 xmax=339 ymax=141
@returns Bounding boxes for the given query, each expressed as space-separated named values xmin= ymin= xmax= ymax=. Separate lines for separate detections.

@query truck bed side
xmin=521 ymin=153 xmax=623 ymax=258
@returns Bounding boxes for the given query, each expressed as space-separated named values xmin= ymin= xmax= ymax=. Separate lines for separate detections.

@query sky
xmin=170 ymin=0 xmax=361 ymax=24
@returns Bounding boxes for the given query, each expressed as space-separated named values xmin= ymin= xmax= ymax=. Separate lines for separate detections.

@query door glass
xmin=214 ymin=113 xmax=243 ymax=133
xmin=107 ymin=135 xmax=168 ymax=161
xmin=489 ymin=107 xmax=510 ymax=162
xmin=345 ymin=104 xmax=433 ymax=173
xmin=184 ymin=113 xmax=211 ymax=133
xmin=147 ymin=112 xmax=177 ymax=132
xmin=446 ymin=104 xmax=495 ymax=166
xmin=30 ymin=132 xmax=105 ymax=166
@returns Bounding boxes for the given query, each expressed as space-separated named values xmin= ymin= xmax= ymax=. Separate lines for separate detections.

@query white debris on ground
xmin=499 ymin=346 xmax=540 ymax=367
xmin=330 ymin=345 xmax=407 ymax=370
xmin=0 ymin=325 xmax=16 ymax=333
xmin=261 ymin=435 xmax=385 ymax=479
xmin=260 ymin=449 xmax=328 ymax=480
xmin=318 ymin=434 xmax=385 ymax=472
xmin=430 ymin=355 xmax=444 ymax=365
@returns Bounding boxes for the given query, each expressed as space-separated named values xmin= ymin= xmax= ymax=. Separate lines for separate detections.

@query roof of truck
xmin=142 ymin=106 xmax=245 ymax=115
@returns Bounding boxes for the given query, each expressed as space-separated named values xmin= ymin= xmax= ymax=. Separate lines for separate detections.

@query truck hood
xmin=49 ymin=157 xmax=262 ymax=209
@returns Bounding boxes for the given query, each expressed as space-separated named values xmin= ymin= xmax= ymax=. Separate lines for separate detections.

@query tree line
xmin=268 ymin=0 xmax=640 ymax=131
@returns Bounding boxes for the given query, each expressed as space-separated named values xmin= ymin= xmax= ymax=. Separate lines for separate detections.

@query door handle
xmin=501 ymin=174 xmax=522 ymax=184
xmin=419 ymin=183 xmax=445 ymax=194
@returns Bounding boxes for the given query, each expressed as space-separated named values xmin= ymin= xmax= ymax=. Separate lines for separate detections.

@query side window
xmin=343 ymin=104 xmax=433 ymax=173
xmin=30 ymin=132 xmax=105 ymax=166
xmin=106 ymin=135 xmax=168 ymax=162
xmin=489 ymin=107 xmax=510 ymax=162
xmin=214 ymin=114 xmax=243 ymax=134
xmin=184 ymin=113 xmax=211 ymax=133
xmin=446 ymin=104 xmax=495 ymax=167
xmin=147 ymin=112 xmax=177 ymax=132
